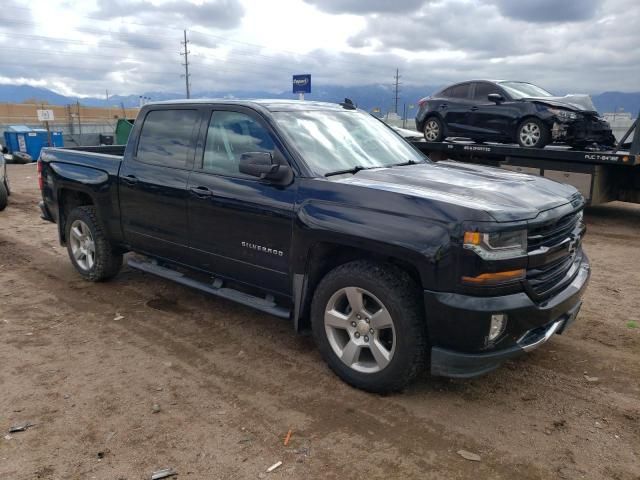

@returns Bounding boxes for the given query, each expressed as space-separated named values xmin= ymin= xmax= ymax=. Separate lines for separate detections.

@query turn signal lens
xmin=464 ymin=230 xmax=527 ymax=260
xmin=462 ymin=269 xmax=525 ymax=286
xmin=37 ymin=160 xmax=44 ymax=191
xmin=463 ymin=231 xmax=481 ymax=245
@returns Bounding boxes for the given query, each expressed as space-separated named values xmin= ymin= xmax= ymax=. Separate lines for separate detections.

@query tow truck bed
xmin=409 ymin=116 xmax=640 ymax=205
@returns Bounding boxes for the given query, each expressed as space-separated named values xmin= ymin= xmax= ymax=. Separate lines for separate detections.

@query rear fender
xmin=47 ymin=162 xmax=120 ymax=245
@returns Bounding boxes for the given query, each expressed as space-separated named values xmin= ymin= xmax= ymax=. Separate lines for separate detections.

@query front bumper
xmin=425 ymin=252 xmax=590 ymax=378
xmin=552 ymin=116 xmax=615 ymax=147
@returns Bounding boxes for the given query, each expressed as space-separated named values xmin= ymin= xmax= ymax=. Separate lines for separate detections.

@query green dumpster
xmin=115 ymin=118 xmax=135 ymax=145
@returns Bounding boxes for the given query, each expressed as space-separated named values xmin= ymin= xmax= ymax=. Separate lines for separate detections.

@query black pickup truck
xmin=38 ymin=99 xmax=590 ymax=392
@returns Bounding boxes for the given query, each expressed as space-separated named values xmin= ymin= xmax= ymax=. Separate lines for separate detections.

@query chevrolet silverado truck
xmin=38 ymin=99 xmax=590 ymax=392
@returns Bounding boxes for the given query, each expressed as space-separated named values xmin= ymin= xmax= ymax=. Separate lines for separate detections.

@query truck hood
xmin=521 ymin=94 xmax=597 ymax=113
xmin=336 ymin=162 xmax=579 ymax=222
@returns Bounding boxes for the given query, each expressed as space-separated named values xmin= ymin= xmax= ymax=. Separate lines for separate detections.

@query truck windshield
xmin=499 ymin=81 xmax=553 ymax=99
xmin=272 ymin=110 xmax=426 ymax=176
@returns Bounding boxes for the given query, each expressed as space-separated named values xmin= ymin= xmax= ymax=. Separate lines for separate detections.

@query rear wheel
xmin=65 ymin=206 xmax=122 ymax=281
xmin=516 ymin=118 xmax=550 ymax=148
xmin=423 ymin=116 xmax=444 ymax=142
xmin=311 ymin=260 xmax=427 ymax=393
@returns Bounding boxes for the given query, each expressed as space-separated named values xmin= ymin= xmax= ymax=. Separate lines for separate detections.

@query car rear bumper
xmin=424 ymin=252 xmax=590 ymax=378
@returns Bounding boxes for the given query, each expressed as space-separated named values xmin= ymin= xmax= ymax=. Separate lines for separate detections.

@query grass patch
xmin=626 ymin=321 xmax=639 ymax=329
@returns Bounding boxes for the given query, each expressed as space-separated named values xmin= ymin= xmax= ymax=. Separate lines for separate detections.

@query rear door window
xmin=136 ymin=109 xmax=199 ymax=168
xmin=443 ymin=84 xmax=471 ymax=100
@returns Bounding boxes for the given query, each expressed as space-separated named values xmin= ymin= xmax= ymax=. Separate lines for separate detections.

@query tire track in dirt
xmin=2 ymin=229 xmax=639 ymax=479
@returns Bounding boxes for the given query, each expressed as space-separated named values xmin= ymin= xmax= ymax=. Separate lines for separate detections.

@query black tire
xmin=4 ymin=178 xmax=10 ymax=196
xmin=423 ymin=116 xmax=445 ymax=143
xmin=65 ymin=206 xmax=122 ymax=281
xmin=12 ymin=152 xmax=33 ymax=164
xmin=516 ymin=118 xmax=550 ymax=148
xmin=0 ymin=181 xmax=7 ymax=211
xmin=311 ymin=260 xmax=428 ymax=393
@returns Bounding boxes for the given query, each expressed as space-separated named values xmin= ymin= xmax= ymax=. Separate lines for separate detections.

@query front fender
xmin=292 ymin=200 xmax=456 ymax=289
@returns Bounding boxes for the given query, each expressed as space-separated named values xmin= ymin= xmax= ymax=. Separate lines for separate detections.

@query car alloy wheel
xmin=69 ymin=219 xmax=96 ymax=271
xmin=323 ymin=286 xmax=396 ymax=374
xmin=519 ymin=121 xmax=541 ymax=147
xmin=424 ymin=119 xmax=440 ymax=142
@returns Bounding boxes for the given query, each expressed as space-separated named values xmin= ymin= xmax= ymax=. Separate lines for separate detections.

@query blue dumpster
xmin=3 ymin=125 xmax=64 ymax=161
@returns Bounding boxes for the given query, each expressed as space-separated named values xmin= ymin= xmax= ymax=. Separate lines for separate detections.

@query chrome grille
xmin=526 ymin=211 xmax=583 ymax=300
xmin=528 ymin=211 xmax=581 ymax=252
xmin=527 ymin=253 xmax=578 ymax=298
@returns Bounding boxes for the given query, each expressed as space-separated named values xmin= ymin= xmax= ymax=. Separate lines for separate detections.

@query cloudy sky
xmin=0 ymin=0 xmax=637 ymax=97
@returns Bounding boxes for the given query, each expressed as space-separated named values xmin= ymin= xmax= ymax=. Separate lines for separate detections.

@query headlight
xmin=463 ymin=230 xmax=527 ymax=260
xmin=548 ymin=108 xmax=578 ymax=121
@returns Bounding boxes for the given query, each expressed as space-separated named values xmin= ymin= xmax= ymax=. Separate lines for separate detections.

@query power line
xmin=180 ymin=29 xmax=191 ymax=99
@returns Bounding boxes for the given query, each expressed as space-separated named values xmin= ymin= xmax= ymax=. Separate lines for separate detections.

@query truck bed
xmin=59 ymin=145 xmax=126 ymax=157
xmin=40 ymin=146 xmax=123 ymax=177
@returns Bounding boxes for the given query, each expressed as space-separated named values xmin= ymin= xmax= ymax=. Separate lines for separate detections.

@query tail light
xmin=37 ymin=159 xmax=44 ymax=190
xmin=418 ymin=97 xmax=429 ymax=108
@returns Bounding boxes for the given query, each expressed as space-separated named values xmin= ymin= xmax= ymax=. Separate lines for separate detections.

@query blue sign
xmin=292 ymin=74 xmax=311 ymax=94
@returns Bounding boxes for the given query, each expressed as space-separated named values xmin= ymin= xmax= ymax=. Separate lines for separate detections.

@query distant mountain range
xmin=1 ymin=83 xmax=639 ymax=116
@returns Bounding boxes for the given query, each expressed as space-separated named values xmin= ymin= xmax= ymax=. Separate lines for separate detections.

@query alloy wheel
xmin=424 ymin=119 xmax=440 ymax=141
xmin=69 ymin=219 xmax=96 ymax=271
xmin=519 ymin=122 xmax=541 ymax=147
xmin=324 ymin=286 xmax=396 ymax=373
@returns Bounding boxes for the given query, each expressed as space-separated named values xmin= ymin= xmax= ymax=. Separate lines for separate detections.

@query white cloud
xmin=0 ymin=0 xmax=637 ymax=97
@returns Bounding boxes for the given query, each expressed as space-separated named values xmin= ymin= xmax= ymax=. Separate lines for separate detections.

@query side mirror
xmin=488 ymin=93 xmax=504 ymax=104
xmin=1 ymin=145 xmax=7 ymax=154
xmin=239 ymin=151 xmax=291 ymax=183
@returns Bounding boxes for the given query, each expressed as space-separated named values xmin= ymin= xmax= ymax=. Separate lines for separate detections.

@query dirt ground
xmin=0 ymin=163 xmax=639 ymax=480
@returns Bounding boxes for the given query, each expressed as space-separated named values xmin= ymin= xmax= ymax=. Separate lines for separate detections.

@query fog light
xmin=489 ymin=314 xmax=507 ymax=342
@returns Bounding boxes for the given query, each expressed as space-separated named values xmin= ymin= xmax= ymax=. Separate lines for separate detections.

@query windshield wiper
xmin=324 ymin=165 xmax=369 ymax=177
xmin=386 ymin=159 xmax=420 ymax=167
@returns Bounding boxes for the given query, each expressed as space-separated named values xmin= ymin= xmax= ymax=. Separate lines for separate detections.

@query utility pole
xmin=106 ymin=89 xmax=111 ymax=121
xmin=393 ymin=68 xmax=401 ymax=114
xmin=181 ymin=29 xmax=191 ymax=99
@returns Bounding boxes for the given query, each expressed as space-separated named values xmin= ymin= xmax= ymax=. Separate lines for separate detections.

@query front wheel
xmin=311 ymin=260 xmax=428 ymax=393
xmin=65 ymin=206 xmax=122 ymax=281
xmin=516 ymin=118 xmax=550 ymax=148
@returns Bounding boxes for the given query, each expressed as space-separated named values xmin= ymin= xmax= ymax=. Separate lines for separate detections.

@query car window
xmin=136 ymin=109 xmax=198 ymax=168
xmin=443 ymin=84 xmax=470 ymax=100
xmin=202 ymin=111 xmax=276 ymax=177
xmin=473 ymin=82 xmax=502 ymax=101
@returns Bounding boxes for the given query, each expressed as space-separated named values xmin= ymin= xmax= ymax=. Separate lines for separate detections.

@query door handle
xmin=190 ymin=186 xmax=214 ymax=197
xmin=470 ymin=106 xmax=479 ymax=111
xmin=439 ymin=104 xmax=448 ymax=109
xmin=122 ymin=175 xmax=138 ymax=186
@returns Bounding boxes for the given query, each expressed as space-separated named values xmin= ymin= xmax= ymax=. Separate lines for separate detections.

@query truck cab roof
xmin=145 ymin=98 xmax=350 ymax=113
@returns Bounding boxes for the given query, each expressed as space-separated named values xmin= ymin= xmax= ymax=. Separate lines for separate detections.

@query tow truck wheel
xmin=311 ymin=260 xmax=427 ymax=393
xmin=65 ymin=206 xmax=122 ymax=281
xmin=0 ymin=181 xmax=7 ymax=211
xmin=517 ymin=118 xmax=550 ymax=148
xmin=423 ymin=116 xmax=444 ymax=142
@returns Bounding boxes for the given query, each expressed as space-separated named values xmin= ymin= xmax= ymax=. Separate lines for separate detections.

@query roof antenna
xmin=340 ymin=98 xmax=356 ymax=110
